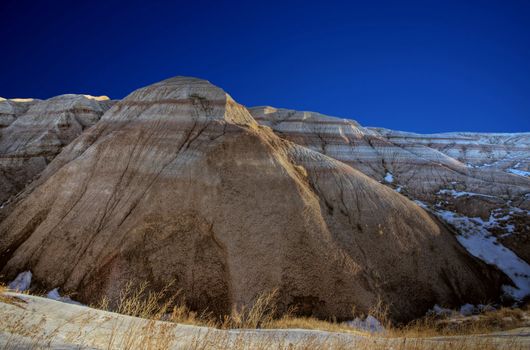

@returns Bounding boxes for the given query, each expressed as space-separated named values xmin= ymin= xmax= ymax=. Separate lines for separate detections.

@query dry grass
xmin=219 ymin=288 xmax=280 ymax=329
xmin=266 ymin=315 xmax=360 ymax=333
xmin=387 ymin=304 xmax=529 ymax=338
xmin=186 ymin=330 xmax=529 ymax=350
xmin=84 ymin=282 xmax=530 ymax=341
xmin=1 ymin=283 xmax=528 ymax=349
xmin=91 ymin=280 xmax=218 ymax=328
xmin=107 ymin=280 xmax=177 ymax=320
xmin=0 ymin=284 xmax=26 ymax=308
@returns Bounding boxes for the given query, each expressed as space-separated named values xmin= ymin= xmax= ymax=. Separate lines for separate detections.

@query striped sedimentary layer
xmin=0 ymin=97 xmax=39 ymax=128
xmin=0 ymin=77 xmax=504 ymax=322
xmin=0 ymin=94 xmax=114 ymax=204
xmin=372 ymin=129 xmax=530 ymax=168
xmin=249 ymin=106 xmax=530 ymax=278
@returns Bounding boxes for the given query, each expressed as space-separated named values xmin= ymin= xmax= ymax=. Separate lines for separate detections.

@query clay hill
xmin=0 ymin=77 xmax=525 ymax=322
xmin=0 ymin=95 xmax=114 ymax=206
xmin=249 ymin=108 xmax=530 ymax=277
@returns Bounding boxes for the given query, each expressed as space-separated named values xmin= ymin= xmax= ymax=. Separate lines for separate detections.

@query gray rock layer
xmin=0 ymin=95 xmax=114 ymax=205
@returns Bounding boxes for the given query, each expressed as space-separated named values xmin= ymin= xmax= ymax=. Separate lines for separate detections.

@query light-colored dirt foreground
xmin=0 ymin=293 xmax=528 ymax=349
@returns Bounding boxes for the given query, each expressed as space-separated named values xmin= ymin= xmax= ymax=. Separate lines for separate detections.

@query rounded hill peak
xmin=107 ymin=76 xmax=256 ymax=125
xmin=124 ymin=76 xmax=227 ymax=103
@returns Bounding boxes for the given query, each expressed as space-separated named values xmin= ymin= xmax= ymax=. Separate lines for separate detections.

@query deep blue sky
xmin=1 ymin=0 xmax=529 ymax=133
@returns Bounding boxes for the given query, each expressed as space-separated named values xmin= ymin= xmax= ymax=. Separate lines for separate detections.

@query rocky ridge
xmin=0 ymin=94 xmax=115 ymax=205
xmin=0 ymin=77 xmax=509 ymax=322
xmin=249 ymin=106 xmax=530 ymax=299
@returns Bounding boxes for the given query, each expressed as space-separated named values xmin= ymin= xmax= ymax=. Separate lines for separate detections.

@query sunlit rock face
xmin=0 ymin=94 xmax=115 ymax=205
xmin=0 ymin=77 xmax=504 ymax=323
xmin=249 ymin=106 xmax=530 ymax=274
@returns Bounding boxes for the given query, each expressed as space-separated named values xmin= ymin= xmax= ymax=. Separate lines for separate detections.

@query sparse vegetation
xmin=0 ymin=284 xmax=26 ymax=308
xmin=388 ymin=304 xmax=530 ymax=338
xmin=0 ymin=283 xmax=528 ymax=349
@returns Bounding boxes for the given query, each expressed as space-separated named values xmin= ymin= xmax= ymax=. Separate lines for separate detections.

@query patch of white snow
xmin=46 ymin=288 xmax=84 ymax=306
xmin=507 ymin=168 xmax=530 ymax=177
xmin=345 ymin=315 xmax=384 ymax=333
xmin=8 ymin=271 xmax=32 ymax=291
xmin=384 ymin=172 xmax=394 ymax=183
xmin=436 ymin=189 xmax=496 ymax=199
xmin=413 ymin=200 xmax=429 ymax=209
xmin=436 ymin=209 xmax=530 ymax=300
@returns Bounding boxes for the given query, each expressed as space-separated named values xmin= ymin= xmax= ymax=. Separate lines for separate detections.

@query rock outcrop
xmin=249 ymin=107 xmax=529 ymax=206
xmin=0 ymin=94 xmax=114 ymax=205
xmin=249 ymin=107 xmax=530 ymax=298
xmin=0 ymin=77 xmax=505 ymax=322
xmin=0 ymin=98 xmax=39 ymax=128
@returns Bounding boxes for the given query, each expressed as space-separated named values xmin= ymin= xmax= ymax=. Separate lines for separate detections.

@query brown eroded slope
xmin=249 ymin=107 xmax=530 ymax=265
xmin=0 ymin=77 xmax=504 ymax=322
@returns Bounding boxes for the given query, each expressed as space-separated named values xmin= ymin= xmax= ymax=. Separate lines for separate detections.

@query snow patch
xmin=437 ymin=189 xmax=496 ymax=199
xmin=436 ymin=209 xmax=530 ymax=300
xmin=46 ymin=288 xmax=84 ymax=306
xmin=507 ymin=168 xmax=530 ymax=177
xmin=428 ymin=304 xmax=452 ymax=317
xmin=413 ymin=200 xmax=429 ymax=209
xmin=384 ymin=172 xmax=394 ymax=183
xmin=8 ymin=271 xmax=32 ymax=291
xmin=415 ymin=199 xmax=529 ymax=300
xmin=344 ymin=315 xmax=384 ymax=333
xmin=459 ymin=304 xmax=475 ymax=316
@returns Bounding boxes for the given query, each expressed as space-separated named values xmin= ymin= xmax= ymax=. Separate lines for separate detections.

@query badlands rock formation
xmin=0 ymin=77 xmax=506 ymax=322
xmin=370 ymin=128 xmax=530 ymax=264
xmin=0 ymin=97 xmax=39 ymax=128
xmin=0 ymin=95 xmax=114 ymax=205
xmin=249 ymin=107 xmax=529 ymax=209
xmin=250 ymin=107 xmax=530 ymax=298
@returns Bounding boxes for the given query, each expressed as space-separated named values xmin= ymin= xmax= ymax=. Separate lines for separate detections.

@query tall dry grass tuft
xmin=0 ymin=284 xmax=27 ymax=308
xmin=90 ymin=282 xmax=530 ymax=338
xmin=368 ymin=295 xmax=391 ymax=328
xmin=93 ymin=280 xmax=217 ymax=327
xmin=114 ymin=280 xmax=177 ymax=320
xmin=2 ymin=282 xmax=529 ymax=349
xmin=222 ymin=288 xmax=280 ymax=329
